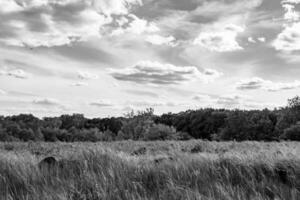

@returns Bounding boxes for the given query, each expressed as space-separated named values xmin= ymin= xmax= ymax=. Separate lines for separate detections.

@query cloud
xmin=0 ymin=0 xmax=143 ymax=47
xmin=236 ymin=77 xmax=266 ymax=90
xmin=273 ymin=1 xmax=300 ymax=51
xmin=145 ymin=34 xmax=176 ymax=46
xmin=70 ymin=82 xmax=89 ymax=86
xmin=109 ymin=61 xmax=222 ymax=85
xmin=193 ymin=24 xmax=244 ymax=52
xmin=110 ymin=14 xmax=159 ymax=36
xmin=193 ymin=94 xmax=212 ymax=102
xmin=0 ymin=68 xmax=29 ymax=79
xmin=0 ymin=89 xmax=7 ymax=95
xmin=0 ymin=1 xmax=22 ymax=13
xmin=273 ymin=22 xmax=300 ymax=51
xmin=125 ymin=100 xmax=184 ymax=108
xmin=282 ymin=0 xmax=300 ymax=5
xmin=215 ymin=94 xmax=275 ymax=109
xmin=247 ymin=37 xmax=266 ymax=43
xmin=236 ymin=77 xmax=300 ymax=91
xmin=248 ymin=37 xmax=256 ymax=43
xmin=216 ymin=95 xmax=247 ymax=107
xmin=125 ymin=89 xmax=159 ymax=97
xmin=78 ymin=71 xmax=98 ymax=80
xmin=32 ymin=98 xmax=61 ymax=106
xmin=257 ymin=37 xmax=266 ymax=42
xmin=90 ymin=100 xmax=114 ymax=107
xmin=93 ymin=0 xmax=142 ymax=16
xmin=192 ymin=93 xmax=273 ymax=110
xmin=282 ymin=3 xmax=300 ymax=22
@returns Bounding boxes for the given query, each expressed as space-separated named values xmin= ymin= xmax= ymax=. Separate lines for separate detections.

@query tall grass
xmin=0 ymin=141 xmax=299 ymax=200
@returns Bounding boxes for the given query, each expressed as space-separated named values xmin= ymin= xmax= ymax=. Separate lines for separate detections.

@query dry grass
xmin=0 ymin=140 xmax=299 ymax=200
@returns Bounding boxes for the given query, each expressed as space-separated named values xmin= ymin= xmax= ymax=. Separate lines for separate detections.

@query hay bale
xmin=38 ymin=156 xmax=58 ymax=170
xmin=131 ymin=147 xmax=147 ymax=156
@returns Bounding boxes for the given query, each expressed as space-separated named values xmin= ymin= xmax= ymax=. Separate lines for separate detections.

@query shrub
xmin=281 ymin=124 xmax=300 ymax=141
xmin=41 ymin=128 xmax=58 ymax=142
xmin=3 ymin=143 xmax=14 ymax=151
xmin=142 ymin=124 xmax=177 ymax=141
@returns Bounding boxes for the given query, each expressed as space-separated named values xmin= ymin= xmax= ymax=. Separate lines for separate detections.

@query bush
xmin=41 ymin=128 xmax=59 ymax=142
xmin=143 ymin=124 xmax=177 ymax=141
xmin=3 ymin=143 xmax=14 ymax=151
xmin=281 ymin=124 xmax=300 ymax=141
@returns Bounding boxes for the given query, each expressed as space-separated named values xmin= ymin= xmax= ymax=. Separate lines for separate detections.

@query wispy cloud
xmin=145 ymin=34 xmax=176 ymax=46
xmin=110 ymin=61 xmax=222 ymax=85
xmin=236 ymin=77 xmax=300 ymax=91
xmin=32 ymin=98 xmax=61 ymax=106
xmin=89 ymin=100 xmax=115 ymax=107
xmin=0 ymin=68 xmax=30 ymax=79
xmin=78 ymin=71 xmax=98 ymax=80
xmin=70 ymin=82 xmax=89 ymax=87
xmin=0 ymin=89 xmax=6 ymax=95
xmin=0 ymin=0 xmax=143 ymax=47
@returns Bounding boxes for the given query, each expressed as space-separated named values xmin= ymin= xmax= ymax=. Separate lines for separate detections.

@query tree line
xmin=1 ymin=96 xmax=300 ymax=142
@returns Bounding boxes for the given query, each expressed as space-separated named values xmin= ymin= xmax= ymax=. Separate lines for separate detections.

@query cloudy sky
xmin=1 ymin=0 xmax=300 ymax=118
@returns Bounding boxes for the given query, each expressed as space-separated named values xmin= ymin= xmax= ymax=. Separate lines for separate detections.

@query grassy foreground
xmin=0 ymin=140 xmax=299 ymax=200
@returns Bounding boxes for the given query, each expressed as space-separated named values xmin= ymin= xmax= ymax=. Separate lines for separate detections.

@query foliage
xmin=281 ymin=123 xmax=300 ymax=141
xmin=0 ymin=96 xmax=300 ymax=141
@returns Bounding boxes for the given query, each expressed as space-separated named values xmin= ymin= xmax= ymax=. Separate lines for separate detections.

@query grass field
xmin=0 ymin=140 xmax=299 ymax=200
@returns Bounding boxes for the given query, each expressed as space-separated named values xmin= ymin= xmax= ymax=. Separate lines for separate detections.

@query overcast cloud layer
xmin=0 ymin=0 xmax=300 ymax=117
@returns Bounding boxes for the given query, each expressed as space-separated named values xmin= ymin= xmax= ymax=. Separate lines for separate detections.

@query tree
xmin=288 ymin=96 xmax=300 ymax=110
xmin=60 ymin=114 xmax=85 ymax=130
xmin=18 ymin=128 xmax=35 ymax=141
xmin=117 ymin=108 xmax=155 ymax=140
xmin=42 ymin=128 xmax=58 ymax=142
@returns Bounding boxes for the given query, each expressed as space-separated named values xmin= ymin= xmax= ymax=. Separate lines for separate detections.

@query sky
xmin=1 ymin=0 xmax=300 ymax=118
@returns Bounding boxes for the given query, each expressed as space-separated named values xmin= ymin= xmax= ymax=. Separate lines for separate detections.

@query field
xmin=0 ymin=140 xmax=299 ymax=200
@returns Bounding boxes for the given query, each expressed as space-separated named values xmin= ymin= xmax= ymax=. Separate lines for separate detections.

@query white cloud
xmin=0 ymin=0 xmax=144 ymax=47
xmin=0 ymin=68 xmax=29 ymax=79
xmin=71 ymin=82 xmax=89 ymax=86
xmin=78 ymin=71 xmax=98 ymax=80
xmin=127 ymin=14 xmax=159 ymax=34
xmin=0 ymin=1 xmax=22 ymax=13
xmin=93 ymin=0 xmax=142 ymax=16
xmin=257 ymin=37 xmax=266 ymax=42
xmin=236 ymin=77 xmax=300 ymax=91
xmin=110 ymin=14 xmax=159 ymax=36
xmin=1 ymin=5 xmax=109 ymax=47
xmin=90 ymin=100 xmax=114 ymax=107
xmin=248 ymin=37 xmax=256 ymax=43
xmin=124 ymin=100 xmax=184 ymax=107
xmin=192 ymin=93 xmax=277 ymax=110
xmin=32 ymin=98 xmax=61 ymax=106
xmin=216 ymin=94 xmax=248 ymax=107
xmin=0 ymin=89 xmax=7 ymax=95
xmin=215 ymin=94 xmax=275 ymax=109
xmin=194 ymin=24 xmax=244 ymax=52
xmin=203 ymin=69 xmax=223 ymax=82
xmin=109 ymin=61 xmax=222 ymax=85
xmin=282 ymin=4 xmax=300 ymax=22
xmin=273 ymin=1 xmax=300 ymax=51
xmin=193 ymin=94 xmax=212 ymax=101
xmin=145 ymin=34 xmax=176 ymax=46
xmin=282 ymin=0 xmax=300 ymax=4
xmin=273 ymin=22 xmax=300 ymax=51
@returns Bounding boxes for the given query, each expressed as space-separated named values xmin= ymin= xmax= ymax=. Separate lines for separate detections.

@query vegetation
xmin=1 ymin=96 xmax=300 ymax=142
xmin=0 ymin=140 xmax=299 ymax=200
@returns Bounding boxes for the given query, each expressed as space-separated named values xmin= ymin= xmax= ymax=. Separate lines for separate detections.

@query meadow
xmin=0 ymin=140 xmax=299 ymax=200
